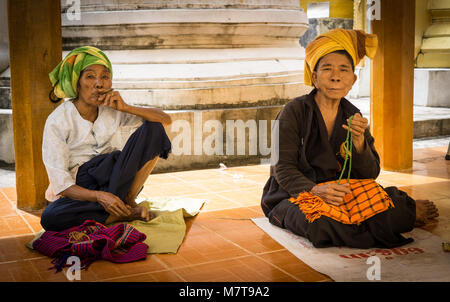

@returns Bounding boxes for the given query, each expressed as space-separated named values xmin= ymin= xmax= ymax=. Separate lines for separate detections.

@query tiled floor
xmin=0 ymin=146 xmax=448 ymax=282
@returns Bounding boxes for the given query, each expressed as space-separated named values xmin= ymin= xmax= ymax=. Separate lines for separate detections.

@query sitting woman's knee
xmin=40 ymin=205 xmax=60 ymax=231
xmin=142 ymin=120 xmax=165 ymax=133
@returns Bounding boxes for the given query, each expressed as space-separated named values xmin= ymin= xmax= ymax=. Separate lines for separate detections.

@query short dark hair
xmin=313 ymin=50 xmax=355 ymax=72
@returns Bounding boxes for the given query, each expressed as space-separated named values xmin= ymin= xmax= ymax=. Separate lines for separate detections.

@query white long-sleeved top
xmin=42 ymin=100 xmax=143 ymax=202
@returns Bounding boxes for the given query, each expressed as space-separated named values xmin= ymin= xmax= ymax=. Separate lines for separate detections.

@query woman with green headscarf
xmin=41 ymin=46 xmax=173 ymax=231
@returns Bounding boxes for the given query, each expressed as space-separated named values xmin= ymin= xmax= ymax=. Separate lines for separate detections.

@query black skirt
xmin=263 ymin=177 xmax=416 ymax=249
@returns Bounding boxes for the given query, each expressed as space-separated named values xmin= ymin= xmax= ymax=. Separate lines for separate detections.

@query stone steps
xmin=349 ymin=98 xmax=450 ymax=140
xmin=0 ymin=87 xmax=10 ymax=109
xmin=0 ymin=48 xmax=309 ymax=110
xmin=61 ymin=0 xmax=300 ymax=12
xmin=0 ymin=109 xmax=14 ymax=164
xmin=0 ymin=76 xmax=10 ymax=109
xmin=61 ymin=8 xmax=307 ymax=50
xmin=416 ymin=0 xmax=450 ymax=67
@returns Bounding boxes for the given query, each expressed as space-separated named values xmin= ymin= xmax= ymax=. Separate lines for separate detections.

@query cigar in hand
xmin=99 ymin=88 xmax=114 ymax=95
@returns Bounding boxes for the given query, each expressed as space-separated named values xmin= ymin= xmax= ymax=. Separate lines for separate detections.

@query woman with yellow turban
xmin=40 ymin=46 xmax=173 ymax=231
xmin=261 ymin=29 xmax=438 ymax=248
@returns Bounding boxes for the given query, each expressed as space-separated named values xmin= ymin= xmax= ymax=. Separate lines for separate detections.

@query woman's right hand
xmin=95 ymin=191 xmax=131 ymax=217
xmin=311 ymin=183 xmax=352 ymax=206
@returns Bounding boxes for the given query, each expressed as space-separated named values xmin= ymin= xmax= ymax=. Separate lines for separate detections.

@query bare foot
xmin=414 ymin=199 xmax=439 ymax=227
xmin=105 ymin=206 xmax=154 ymax=225
xmin=126 ymin=206 xmax=153 ymax=222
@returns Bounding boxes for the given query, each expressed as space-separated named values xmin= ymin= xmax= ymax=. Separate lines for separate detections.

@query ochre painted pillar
xmin=7 ymin=0 xmax=62 ymax=210
xmin=370 ymin=0 xmax=415 ymax=171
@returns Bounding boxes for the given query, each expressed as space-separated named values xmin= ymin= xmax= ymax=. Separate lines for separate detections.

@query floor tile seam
xmin=168 ymin=169 xmax=266 ymax=177
xmin=196 ymin=223 xmax=303 ymax=282
xmin=151 ymin=253 xmax=188 ymax=282
xmin=6 ymin=257 xmax=45 ymax=282
xmin=396 ymin=190 xmax=450 ymax=199
xmin=196 ymin=205 xmax=262 ymax=218
xmin=211 ymin=170 xmax=268 ymax=181
xmin=13 ymin=206 xmax=37 ymax=234
xmin=207 ymin=192 xmax=244 ymax=207
xmin=0 ymin=189 xmax=37 ymax=234
xmin=201 ymin=204 xmax=255 ymax=213
xmin=54 ymin=267 xmax=73 ymax=282
xmin=0 ymin=256 xmax=48 ymax=266
xmin=143 ymin=186 xmax=257 ymax=198
xmin=95 ymin=267 xmax=177 ymax=282
xmin=394 ymin=186 xmax=450 ymax=192
xmin=254 ymin=248 xmax=288 ymax=256
xmin=0 ymin=190 xmax=15 ymax=207
xmin=185 ymin=182 xmax=258 ymax=193
xmin=155 ymin=254 xmax=252 ymax=274
xmin=246 ymin=206 xmax=264 ymax=215
xmin=215 ymin=192 xmax=259 ymax=207
xmin=169 ymin=173 xmax=262 ymax=189
xmin=84 ymin=255 xmax=187 ymax=282
xmin=214 ymin=185 xmax=264 ymax=195
xmin=172 ymin=191 xmax=245 ymax=209
xmin=145 ymin=181 xmax=193 ymax=186
xmin=379 ymin=172 xmax=449 ymax=179
xmin=152 ymin=176 xmax=264 ymax=184
xmin=395 ymin=180 xmax=450 ymax=187
xmin=0 ymin=213 xmax=27 ymax=218
xmin=207 ymin=186 xmax=261 ymax=195
xmin=0 ymin=231 xmax=39 ymax=240
xmin=0 ymin=230 xmax=35 ymax=239
xmin=386 ymin=177 xmax=450 ymax=184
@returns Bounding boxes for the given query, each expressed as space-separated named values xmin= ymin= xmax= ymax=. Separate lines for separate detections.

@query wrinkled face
xmin=312 ymin=52 xmax=357 ymax=100
xmin=77 ymin=64 xmax=112 ymax=106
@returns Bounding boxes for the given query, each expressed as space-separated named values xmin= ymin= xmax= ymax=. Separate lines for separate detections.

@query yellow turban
xmin=304 ymin=29 xmax=378 ymax=86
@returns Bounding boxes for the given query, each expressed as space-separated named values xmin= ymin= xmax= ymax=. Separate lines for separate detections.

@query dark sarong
xmin=264 ymin=185 xmax=415 ymax=249
xmin=40 ymin=121 xmax=172 ymax=231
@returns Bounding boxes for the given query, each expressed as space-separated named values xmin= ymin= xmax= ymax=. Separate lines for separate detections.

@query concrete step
xmin=428 ymin=0 xmax=450 ymax=12
xmin=0 ymin=77 xmax=10 ymax=109
xmin=0 ymin=109 xmax=14 ymax=164
xmin=349 ymin=98 xmax=450 ymax=139
xmin=424 ymin=22 xmax=450 ymax=38
xmin=61 ymin=8 xmax=307 ymax=50
xmin=60 ymin=0 xmax=300 ymax=12
xmin=0 ymin=48 xmax=309 ymax=110
xmin=0 ymin=87 xmax=10 ymax=109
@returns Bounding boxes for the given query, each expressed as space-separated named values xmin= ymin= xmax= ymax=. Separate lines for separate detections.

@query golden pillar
xmin=370 ymin=0 xmax=415 ymax=171
xmin=7 ymin=0 xmax=62 ymax=209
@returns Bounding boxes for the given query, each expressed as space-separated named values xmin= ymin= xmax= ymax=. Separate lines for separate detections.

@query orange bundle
xmin=289 ymin=179 xmax=394 ymax=225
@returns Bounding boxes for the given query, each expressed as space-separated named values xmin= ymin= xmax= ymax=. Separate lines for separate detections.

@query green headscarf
xmin=49 ymin=46 xmax=113 ymax=99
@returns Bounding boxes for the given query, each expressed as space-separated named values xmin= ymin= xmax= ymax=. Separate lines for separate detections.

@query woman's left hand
xmin=101 ymin=90 xmax=129 ymax=112
xmin=342 ymin=113 xmax=368 ymax=153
